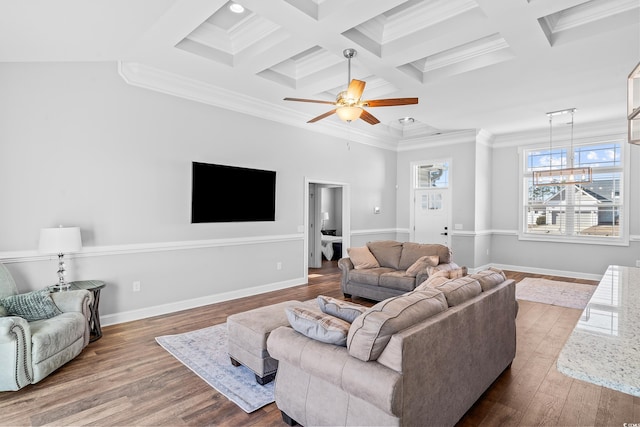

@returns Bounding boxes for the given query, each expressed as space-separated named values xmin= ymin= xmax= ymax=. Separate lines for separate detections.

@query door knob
xmin=440 ymin=232 xmax=448 ymax=236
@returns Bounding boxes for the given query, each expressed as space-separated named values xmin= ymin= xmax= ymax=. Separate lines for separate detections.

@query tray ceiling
xmin=1 ymin=0 xmax=638 ymax=145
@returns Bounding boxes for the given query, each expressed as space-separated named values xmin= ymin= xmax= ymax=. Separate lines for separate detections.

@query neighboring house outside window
xmin=520 ymin=141 xmax=627 ymax=245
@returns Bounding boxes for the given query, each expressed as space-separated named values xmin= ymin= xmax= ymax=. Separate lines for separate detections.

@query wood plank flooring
xmin=1 ymin=263 xmax=639 ymax=426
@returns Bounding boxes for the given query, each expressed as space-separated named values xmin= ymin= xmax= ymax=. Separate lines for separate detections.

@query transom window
xmin=521 ymin=141 xmax=626 ymax=244
xmin=414 ymin=162 xmax=449 ymax=188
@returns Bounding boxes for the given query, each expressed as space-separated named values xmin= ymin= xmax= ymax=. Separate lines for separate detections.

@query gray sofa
xmin=338 ymin=240 xmax=460 ymax=301
xmin=267 ymin=268 xmax=517 ymax=426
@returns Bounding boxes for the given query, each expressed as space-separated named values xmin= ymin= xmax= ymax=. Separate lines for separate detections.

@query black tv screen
xmin=191 ymin=162 xmax=276 ymax=223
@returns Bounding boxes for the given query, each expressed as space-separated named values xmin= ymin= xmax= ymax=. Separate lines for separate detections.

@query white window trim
xmin=517 ymin=139 xmax=629 ymax=246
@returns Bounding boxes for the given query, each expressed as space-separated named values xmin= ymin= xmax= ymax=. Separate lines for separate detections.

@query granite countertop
xmin=557 ymin=265 xmax=640 ymax=397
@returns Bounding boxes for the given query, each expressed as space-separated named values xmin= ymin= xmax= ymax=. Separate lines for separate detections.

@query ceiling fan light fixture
xmin=336 ymin=106 xmax=363 ymax=122
xmin=229 ymin=2 xmax=245 ymax=13
xmin=399 ymin=117 xmax=415 ymax=124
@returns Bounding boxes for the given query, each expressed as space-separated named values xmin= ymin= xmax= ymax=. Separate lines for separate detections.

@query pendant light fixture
xmin=533 ymin=108 xmax=592 ymax=186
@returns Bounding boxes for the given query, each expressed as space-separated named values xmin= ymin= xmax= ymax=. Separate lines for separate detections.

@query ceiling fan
xmin=284 ymin=48 xmax=418 ymax=125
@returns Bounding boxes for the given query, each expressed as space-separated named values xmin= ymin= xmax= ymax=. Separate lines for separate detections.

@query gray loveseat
xmin=267 ymin=268 xmax=517 ymax=426
xmin=338 ymin=240 xmax=460 ymax=301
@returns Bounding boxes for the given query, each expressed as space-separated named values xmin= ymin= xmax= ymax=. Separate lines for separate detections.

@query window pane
xmin=579 ymin=172 xmax=621 ymax=202
xmin=527 ymin=148 xmax=566 ymax=172
xmin=416 ymin=163 xmax=449 ymax=188
xmin=574 ymin=143 xmax=621 ymax=168
xmin=577 ymin=206 xmax=620 ymax=236
xmin=523 ymin=141 xmax=623 ymax=240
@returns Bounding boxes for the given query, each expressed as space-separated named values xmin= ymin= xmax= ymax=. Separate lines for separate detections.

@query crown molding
xmin=117 ymin=61 xmax=400 ymax=152
xmin=396 ymin=128 xmax=478 ymax=151
xmin=492 ymin=118 xmax=627 ymax=148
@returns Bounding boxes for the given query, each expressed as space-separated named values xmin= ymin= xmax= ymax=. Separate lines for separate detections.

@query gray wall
xmin=0 ymin=62 xmax=398 ymax=323
xmin=396 ymin=131 xmax=480 ymax=268
xmin=2 ymin=61 xmax=639 ymax=324
xmin=396 ymin=125 xmax=640 ymax=279
xmin=489 ymin=127 xmax=640 ymax=279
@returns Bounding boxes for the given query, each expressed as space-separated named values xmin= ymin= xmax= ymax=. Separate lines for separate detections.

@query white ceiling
xmin=1 ymin=0 xmax=639 ymax=144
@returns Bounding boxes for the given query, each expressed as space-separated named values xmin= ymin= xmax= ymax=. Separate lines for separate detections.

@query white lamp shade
xmin=39 ymin=227 xmax=82 ymax=254
xmin=336 ymin=106 xmax=363 ymax=122
xmin=321 ymin=212 xmax=330 ymax=220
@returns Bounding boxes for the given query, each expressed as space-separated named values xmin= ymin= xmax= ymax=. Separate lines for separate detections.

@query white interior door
xmin=308 ymin=183 xmax=321 ymax=268
xmin=414 ymin=188 xmax=450 ymax=245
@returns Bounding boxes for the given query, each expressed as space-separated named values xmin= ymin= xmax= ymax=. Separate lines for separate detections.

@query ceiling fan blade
xmin=359 ymin=109 xmax=380 ymax=125
xmin=308 ymin=109 xmax=337 ymax=123
xmin=347 ymin=79 xmax=366 ymax=100
xmin=363 ymin=98 xmax=419 ymax=107
xmin=284 ymin=97 xmax=336 ymax=105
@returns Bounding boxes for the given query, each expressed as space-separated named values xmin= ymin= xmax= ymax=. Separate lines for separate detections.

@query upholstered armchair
xmin=0 ymin=263 xmax=92 ymax=391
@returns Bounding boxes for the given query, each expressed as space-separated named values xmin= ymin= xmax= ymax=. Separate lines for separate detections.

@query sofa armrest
xmin=338 ymin=257 xmax=354 ymax=272
xmin=0 ymin=316 xmax=33 ymax=391
xmin=267 ymin=326 xmax=402 ymax=416
xmin=338 ymin=257 xmax=354 ymax=291
xmin=51 ymin=290 xmax=92 ymax=346
xmin=50 ymin=289 xmax=92 ymax=314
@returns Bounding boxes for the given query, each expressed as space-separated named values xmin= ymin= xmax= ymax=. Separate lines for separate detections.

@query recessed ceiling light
xmin=229 ymin=2 xmax=245 ymax=13
xmin=399 ymin=117 xmax=414 ymax=124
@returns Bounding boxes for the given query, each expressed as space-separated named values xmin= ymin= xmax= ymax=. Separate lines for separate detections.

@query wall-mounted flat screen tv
xmin=191 ymin=162 xmax=276 ymax=223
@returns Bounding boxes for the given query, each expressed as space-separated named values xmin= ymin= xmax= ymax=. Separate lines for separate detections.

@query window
xmin=521 ymin=141 xmax=626 ymax=244
xmin=415 ymin=162 xmax=449 ymax=188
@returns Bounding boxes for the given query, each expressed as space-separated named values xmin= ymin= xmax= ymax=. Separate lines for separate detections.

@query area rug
xmin=515 ymin=278 xmax=596 ymax=309
xmin=155 ymin=323 xmax=274 ymax=413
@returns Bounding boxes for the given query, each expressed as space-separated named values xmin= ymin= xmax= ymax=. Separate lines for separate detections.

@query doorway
xmin=304 ymin=179 xmax=350 ymax=278
xmin=410 ymin=160 xmax=451 ymax=245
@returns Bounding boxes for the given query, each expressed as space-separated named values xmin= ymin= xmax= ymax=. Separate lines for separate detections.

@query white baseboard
xmin=102 ymin=263 xmax=606 ymax=326
xmin=490 ymin=263 xmax=602 ymax=282
xmin=101 ymin=277 xmax=305 ymax=327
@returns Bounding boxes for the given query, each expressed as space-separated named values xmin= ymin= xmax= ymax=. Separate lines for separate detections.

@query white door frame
xmin=303 ymin=178 xmax=351 ymax=281
xmin=409 ymin=158 xmax=452 ymax=243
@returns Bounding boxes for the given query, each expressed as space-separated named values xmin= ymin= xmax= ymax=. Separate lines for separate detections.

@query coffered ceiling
xmin=1 ymin=0 xmax=638 ymax=145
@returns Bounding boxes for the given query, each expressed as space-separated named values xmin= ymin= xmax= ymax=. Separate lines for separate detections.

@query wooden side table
xmin=67 ymin=280 xmax=106 ymax=342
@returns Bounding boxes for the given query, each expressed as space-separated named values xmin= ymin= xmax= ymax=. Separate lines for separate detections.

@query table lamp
xmin=39 ymin=226 xmax=82 ymax=291
xmin=321 ymin=212 xmax=329 ymax=230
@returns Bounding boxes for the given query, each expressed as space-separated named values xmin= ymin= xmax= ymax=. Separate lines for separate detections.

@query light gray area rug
xmin=516 ymin=277 xmax=596 ymax=309
xmin=155 ymin=323 xmax=274 ymax=413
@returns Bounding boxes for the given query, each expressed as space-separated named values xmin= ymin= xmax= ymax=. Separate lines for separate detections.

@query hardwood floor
xmin=2 ymin=263 xmax=639 ymax=426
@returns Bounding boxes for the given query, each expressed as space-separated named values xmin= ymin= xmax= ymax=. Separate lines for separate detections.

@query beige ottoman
xmin=227 ymin=300 xmax=307 ymax=385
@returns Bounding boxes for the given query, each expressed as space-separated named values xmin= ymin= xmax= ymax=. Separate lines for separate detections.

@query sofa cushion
xmin=349 ymin=267 xmax=395 ymax=286
xmin=366 ymin=241 xmax=403 ymax=269
xmin=317 ymin=296 xmax=366 ymax=323
xmin=415 ymin=270 xmax=451 ymax=290
xmin=449 ymin=266 xmax=468 ymax=278
xmin=0 ymin=289 xmax=62 ymax=322
xmin=347 ymin=288 xmax=448 ymax=361
xmin=470 ymin=268 xmax=507 ymax=291
xmin=428 ymin=276 xmax=482 ymax=307
xmin=30 ymin=312 xmax=86 ymax=363
xmin=405 ymin=255 xmax=440 ymax=277
xmin=399 ymin=243 xmax=451 ymax=270
xmin=286 ymin=307 xmax=350 ymax=346
xmin=347 ymin=246 xmax=380 ymax=270
xmin=379 ymin=272 xmax=416 ymax=292
xmin=427 ymin=265 xmax=467 ymax=278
